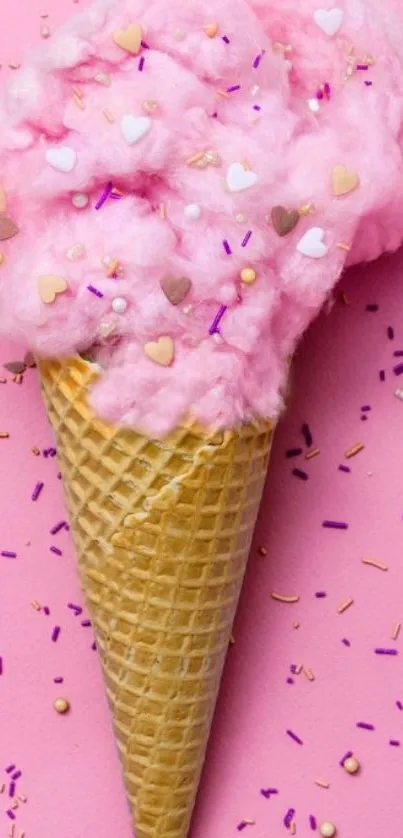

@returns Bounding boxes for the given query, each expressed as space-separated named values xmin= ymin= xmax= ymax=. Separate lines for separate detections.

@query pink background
xmin=1 ymin=3 xmax=403 ymax=837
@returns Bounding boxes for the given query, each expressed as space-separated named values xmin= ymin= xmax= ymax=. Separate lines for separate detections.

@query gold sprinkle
xmin=295 ymin=663 xmax=303 ymax=675
xmin=17 ymin=794 xmax=27 ymax=803
xmin=30 ymin=600 xmax=41 ymax=611
xmin=299 ymin=202 xmax=315 ymax=216
xmin=159 ymin=203 xmax=166 ymax=220
xmin=337 ymin=597 xmax=354 ymax=614
xmin=31 ymin=446 xmax=40 ymax=456
xmin=336 ymin=242 xmax=351 ymax=251
xmin=72 ymin=86 xmax=83 ymax=99
xmin=142 ymin=99 xmax=159 ymax=113
xmin=241 ymin=160 xmax=251 ymax=171
xmin=290 ymin=822 xmax=296 ymax=835
xmin=364 ymin=53 xmax=375 ymax=66
xmin=0 ymin=253 xmax=5 ymax=266
xmin=303 ymin=665 xmax=315 ymax=681
xmin=106 ymin=260 xmax=121 ymax=278
xmin=73 ymin=92 xmax=85 ymax=110
xmin=273 ymin=42 xmax=287 ymax=53
xmin=362 ymin=557 xmax=388 ymax=571
xmin=243 ymin=820 xmax=255 ymax=826
xmin=0 ymin=431 xmax=9 ymax=438
xmin=293 ymin=621 xmax=300 ymax=629
xmin=103 ymin=108 xmax=115 ymax=123
xmin=217 ymin=89 xmax=231 ymax=98
xmin=229 ymin=634 xmax=235 ymax=645
xmin=13 ymin=374 xmax=23 ymax=384
xmin=315 ymin=779 xmax=330 ymax=789
xmin=392 ymin=622 xmax=401 ymax=641
xmin=8 ymin=824 xmax=15 ymax=838
xmin=11 ymin=801 xmax=18 ymax=810
xmin=305 ymin=448 xmax=320 ymax=460
xmin=0 ymin=783 xmax=5 ymax=793
xmin=53 ymin=696 xmax=70 ymax=714
xmin=271 ymin=592 xmax=300 ymax=604
xmin=186 ymin=151 xmax=206 ymax=166
xmin=259 ymin=546 xmax=267 ymax=556
xmin=345 ymin=442 xmax=364 ymax=459
xmin=340 ymin=292 xmax=349 ymax=304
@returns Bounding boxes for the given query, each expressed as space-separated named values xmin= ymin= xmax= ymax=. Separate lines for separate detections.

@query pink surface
xmin=1 ymin=4 xmax=403 ymax=838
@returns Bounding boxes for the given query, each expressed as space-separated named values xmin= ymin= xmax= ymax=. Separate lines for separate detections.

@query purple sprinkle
xmin=138 ymin=56 xmax=145 ymax=71
xmin=292 ymin=468 xmax=309 ymax=481
xmin=260 ymin=788 xmax=278 ymax=799
xmin=53 ymin=676 xmax=64 ymax=684
xmin=141 ymin=40 xmax=149 ymax=49
xmin=31 ymin=481 xmax=44 ymax=501
xmin=315 ymin=591 xmax=327 ymax=598
xmin=9 ymin=782 xmax=15 ymax=798
xmin=11 ymin=771 xmax=21 ymax=781
xmin=51 ymin=626 xmax=61 ymax=643
xmin=241 ymin=230 xmax=252 ymax=248
xmin=252 ymin=104 xmax=261 ymax=111
xmin=81 ymin=619 xmax=92 ymax=627
xmin=222 ymin=35 xmax=230 ymax=43
xmin=227 ymin=84 xmax=241 ymax=93
xmin=50 ymin=545 xmax=63 ymax=556
xmin=286 ymin=729 xmax=303 ymax=745
xmin=57 ymin=472 xmax=62 ymax=480
xmin=379 ymin=369 xmax=386 ymax=381
xmin=356 ymin=64 xmax=369 ymax=70
xmin=211 ymin=112 xmax=218 ymax=119
xmin=95 ymin=182 xmax=113 ymax=211
xmin=6 ymin=811 xmax=15 ymax=821
xmin=388 ymin=326 xmax=395 ymax=340
xmin=5 ymin=765 xmax=15 ymax=774
xmin=209 ymin=305 xmax=227 ymax=335
xmin=324 ymin=82 xmax=331 ymax=98
xmin=389 ymin=739 xmax=401 ymax=746
xmin=237 ymin=822 xmax=248 ymax=832
xmin=317 ymin=90 xmax=324 ymax=100
xmin=253 ymin=53 xmax=263 ymax=69
xmin=0 ymin=657 xmax=3 ymax=675
xmin=286 ymin=677 xmax=294 ymax=685
xmin=87 ymin=284 xmax=104 ymax=299
xmin=361 ymin=405 xmax=371 ymax=411
xmin=301 ymin=422 xmax=313 ymax=447
xmin=68 ymin=603 xmax=83 ymax=615
xmin=286 ymin=448 xmax=303 ymax=458
xmin=222 ymin=239 xmax=232 ymax=255
xmin=50 ymin=521 xmax=68 ymax=535
xmin=91 ymin=641 xmax=97 ymax=651
xmin=1 ymin=550 xmax=17 ymax=558
xmin=394 ymin=363 xmax=403 ymax=376
xmin=43 ymin=606 xmax=50 ymax=616
xmin=396 ymin=700 xmax=403 ymax=710
xmin=361 ymin=415 xmax=368 ymax=421
xmin=393 ymin=350 xmax=403 ymax=357
xmin=356 ymin=722 xmax=375 ymax=731
xmin=364 ymin=80 xmax=373 ymax=87
xmin=375 ymin=648 xmax=398 ymax=655
xmin=284 ymin=808 xmax=295 ymax=828
xmin=342 ymin=638 xmax=351 ymax=647
xmin=366 ymin=304 xmax=378 ymax=312
xmin=309 ymin=815 xmax=317 ymax=831
xmin=322 ymin=520 xmax=348 ymax=530
xmin=339 ymin=750 xmax=353 ymax=766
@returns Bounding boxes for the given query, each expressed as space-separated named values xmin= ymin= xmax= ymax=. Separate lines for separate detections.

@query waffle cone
xmin=38 ymin=356 xmax=275 ymax=838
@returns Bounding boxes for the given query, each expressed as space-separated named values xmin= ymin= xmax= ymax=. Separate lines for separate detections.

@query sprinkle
xmin=67 ymin=603 xmax=82 ymax=615
xmin=375 ymin=648 xmax=398 ymax=655
xmin=31 ymin=481 xmax=44 ymax=501
xmin=252 ymin=105 xmax=261 ymax=111
xmin=81 ymin=619 xmax=92 ymax=627
xmin=323 ymin=520 xmax=348 ymax=530
xmin=345 ymin=443 xmax=364 ymax=459
xmin=315 ymin=591 xmax=327 ymax=598
xmin=337 ymin=598 xmax=354 ymax=613
xmin=310 ymin=815 xmax=317 ymax=830
xmin=396 ymin=701 xmax=403 ymax=710
xmin=302 ymin=422 xmax=313 ymax=447
xmin=366 ymin=304 xmax=378 ymax=312
xmin=303 ymin=665 xmax=315 ymax=681
xmin=292 ymin=468 xmax=309 ymax=480
xmin=9 ymin=782 xmax=15 ymax=798
xmin=53 ymin=676 xmax=64 ymax=684
xmin=5 ymin=766 xmax=16 ymax=774
xmin=286 ymin=729 xmax=303 ymax=745
xmin=314 ymin=779 xmax=329 ymax=788
xmin=284 ymin=808 xmax=296 ymax=828
xmin=8 ymin=825 xmax=15 ymax=838
xmin=50 ymin=521 xmax=68 ymax=535
xmin=8 ymin=63 xmax=21 ymax=71
xmin=204 ymin=23 xmax=219 ymax=38
xmin=103 ymin=109 xmax=115 ymax=123
xmin=356 ymin=64 xmax=369 ymax=70
xmin=222 ymin=35 xmax=230 ymax=43
xmin=271 ymin=593 xmax=300 ymax=604
xmin=362 ymin=556 xmax=388 ymax=571
xmin=54 ymin=696 xmax=70 ymax=714
xmin=237 ymin=821 xmax=254 ymax=831
xmin=227 ymin=84 xmax=241 ymax=93
xmin=73 ymin=92 xmax=85 ymax=110
xmin=306 ymin=448 xmax=320 ymax=459
xmin=342 ymin=638 xmax=351 ymax=646
xmin=17 ymin=795 xmax=26 ymax=803
xmin=287 ymin=677 xmax=294 ymax=685
xmin=51 ymin=625 xmax=61 ymax=642
xmin=43 ymin=606 xmax=50 ymax=616
xmin=6 ymin=811 xmax=15 ymax=821
xmin=186 ymin=151 xmax=206 ymax=166
xmin=0 ymin=657 xmax=2 ymax=675
xmin=159 ymin=203 xmax=166 ymax=220
xmin=339 ymin=750 xmax=353 ymax=766
xmin=394 ymin=363 xmax=403 ymax=376
xmin=364 ymin=80 xmax=373 ymax=86
xmin=286 ymin=448 xmax=303 ymax=458
xmin=390 ymin=739 xmax=400 ymax=746
xmin=0 ymin=431 xmax=10 ymax=438
xmin=1 ymin=551 xmax=17 ymax=558
xmin=209 ymin=305 xmax=227 ymax=335
xmin=339 ymin=464 xmax=351 ymax=473
xmin=241 ymin=230 xmax=252 ymax=248
xmin=30 ymin=600 xmax=41 ymax=611
xmin=392 ymin=622 xmax=401 ymax=640
xmin=253 ymin=52 xmax=264 ymax=69
xmin=87 ymin=285 xmax=104 ymax=298
xmin=336 ymin=242 xmax=351 ymax=251
xmin=356 ymin=721 xmax=375 ymax=730
xmin=260 ymin=788 xmax=278 ymax=798
xmin=259 ymin=546 xmax=268 ymax=556
xmin=138 ymin=55 xmax=145 ymax=71
xmin=50 ymin=546 xmax=63 ymax=556
xmin=290 ymin=824 xmax=296 ymax=835
xmin=388 ymin=326 xmax=395 ymax=339
xmin=95 ymin=182 xmax=113 ymax=210
xmin=380 ymin=369 xmax=386 ymax=381
xmin=0 ymin=783 xmax=5 ymax=792
xmin=293 ymin=621 xmax=300 ymax=629
xmin=222 ymin=239 xmax=232 ymax=255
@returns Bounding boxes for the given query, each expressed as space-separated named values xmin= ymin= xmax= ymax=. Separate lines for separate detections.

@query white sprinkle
xmin=250 ymin=84 xmax=260 ymax=96
xmin=184 ymin=203 xmax=201 ymax=221
xmin=307 ymin=98 xmax=320 ymax=113
xmin=72 ymin=192 xmax=89 ymax=209
xmin=395 ymin=388 xmax=403 ymax=401
xmin=94 ymin=71 xmax=111 ymax=86
xmin=111 ymin=297 xmax=128 ymax=314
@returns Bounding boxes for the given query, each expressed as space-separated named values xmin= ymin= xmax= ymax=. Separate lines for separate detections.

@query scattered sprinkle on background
xmin=1 ymin=4 xmax=403 ymax=838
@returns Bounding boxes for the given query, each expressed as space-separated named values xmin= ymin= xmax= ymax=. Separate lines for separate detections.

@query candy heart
xmin=226 ymin=162 xmax=258 ymax=193
xmin=0 ymin=187 xmax=7 ymax=214
xmin=112 ymin=23 xmax=143 ymax=54
xmin=0 ymin=216 xmax=19 ymax=241
xmin=144 ymin=336 xmax=174 ymax=366
xmin=271 ymin=206 xmax=300 ymax=237
xmin=297 ymin=227 xmax=328 ymax=259
xmin=121 ymin=114 xmax=151 ymax=145
xmin=331 ymin=165 xmax=359 ymax=197
xmin=160 ymin=275 xmax=191 ymax=306
xmin=37 ymin=274 xmax=68 ymax=304
xmin=313 ymin=7 xmax=344 ymax=37
xmin=45 ymin=147 xmax=77 ymax=173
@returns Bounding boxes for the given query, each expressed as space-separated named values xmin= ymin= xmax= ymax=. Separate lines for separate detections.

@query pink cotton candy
xmin=0 ymin=0 xmax=403 ymax=435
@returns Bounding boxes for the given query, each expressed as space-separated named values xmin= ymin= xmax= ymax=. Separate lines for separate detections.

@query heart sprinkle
xmin=160 ymin=275 xmax=191 ymax=306
xmin=226 ymin=162 xmax=258 ymax=193
xmin=0 ymin=187 xmax=7 ymax=214
xmin=112 ymin=23 xmax=143 ymax=55
xmin=313 ymin=7 xmax=344 ymax=37
xmin=271 ymin=206 xmax=300 ymax=237
xmin=37 ymin=275 xmax=68 ymax=304
xmin=297 ymin=227 xmax=328 ymax=259
xmin=121 ymin=114 xmax=152 ymax=145
xmin=0 ymin=216 xmax=19 ymax=242
xmin=144 ymin=336 xmax=175 ymax=366
xmin=45 ymin=147 xmax=77 ymax=173
xmin=331 ymin=165 xmax=360 ymax=197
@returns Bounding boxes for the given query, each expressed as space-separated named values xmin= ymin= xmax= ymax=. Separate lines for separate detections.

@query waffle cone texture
xmin=39 ymin=356 xmax=275 ymax=838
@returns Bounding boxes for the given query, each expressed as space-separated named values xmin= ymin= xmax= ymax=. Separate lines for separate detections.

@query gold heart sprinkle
xmin=37 ymin=275 xmax=68 ymax=304
xmin=112 ymin=23 xmax=143 ymax=55
xmin=0 ymin=188 xmax=7 ymax=214
xmin=0 ymin=216 xmax=18 ymax=241
xmin=331 ymin=165 xmax=359 ymax=197
xmin=144 ymin=336 xmax=174 ymax=366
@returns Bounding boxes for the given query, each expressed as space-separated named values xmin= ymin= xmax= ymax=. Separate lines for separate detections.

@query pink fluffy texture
xmin=0 ymin=0 xmax=403 ymax=434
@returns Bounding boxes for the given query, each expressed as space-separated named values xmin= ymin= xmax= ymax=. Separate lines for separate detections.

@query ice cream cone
xmin=38 ymin=356 xmax=275 ymax=838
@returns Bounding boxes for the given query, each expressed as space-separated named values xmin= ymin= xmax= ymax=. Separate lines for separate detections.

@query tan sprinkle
xmin=142 ymin=99 xmax=159 ymax=113
xmin=103 ymin=108 xmax=115 ymax=123
xmin=73 ymin=93 xmax=85 ymax=110
xmin=271 ymin=592 xmax=300 ymax=604
xmin=217 ymin=89 xmax=231 ymax=98
xmin=315 ymin=779 xmax=330 ymax=789
xmin=392 ymin=622 xmax=401 ymax=641
xmin=8 ymin=824 xmax=15 ymax=837
xmin=243 ymin=820 xmax=255 ymax=826
xmin=106 ymin=260 xmax=121 ymax=277
xmin=13 ymin=374 xmax=23 ymax=384
xmin=17 ymin=794 xmax=27 ymax=803
xmin=299 ymin=202 xmax=315 ymax=216
xmin=0 ymin=253 xmax=5 ymax=265
xmin=336 ymin=242 xmax=351 ymax=251
xmin=258 ymin=546 xmax=267 ymax=556
xmin=186 ymin=151 xmax=206 ymax=166
xmin=293 ymin=621 xmax=300 ymax=629
xmin=290 ymin=822 xmax=296 ymax=835
xmin=295 ymin=663 xmax=303 ymax=675
xmin=303 ymin=665 xmax=315 ymax=681
xmin=340 ymin=292 xmax=349 ymax=304
xmin=362 ymin=557 xmax=388 ymax=571
xmin=159 ymin=203 xmax=166 ymax=220
xmin=0 ymin=783 xmax=4 ymax=793
xmin=11 ymin=801 xmax=18 ymax=810
xmin=31 ymin=600 xmax=41 ymax=611
xmin=305 ymin=448 xmax=320 ymax=460
xmin=337 ymin=597 xmax=354 ymax=614
xmin=345 ymin=442 xmax=364 ymax=459
xmin=54 ymin=697 xmax=70 ymax=714
xmin=0 ymin=431 xmax=9 ymax=438
xmin=31 ymin=447 xmax=40 ymax=456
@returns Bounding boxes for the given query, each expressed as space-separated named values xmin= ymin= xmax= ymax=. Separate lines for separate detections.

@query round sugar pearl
xmin=184 ymin=204 xmax=201 ymax=221
xmin=53 ymin=697 xmax=70 ymax=714
xmin=320 ymin=823 xmax=337 ymax=838
xmin=112 ymin=297 xmax=128 ymax=314
xmin=344 ymin=756 xmax=360 ymax=774
xmin=72 ymin=193 xmax=89 ymax=209
xmin=240 ymin=267 xmax=257 ymax=285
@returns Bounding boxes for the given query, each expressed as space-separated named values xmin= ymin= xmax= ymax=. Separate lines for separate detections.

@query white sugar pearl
xmin=307 ymin=98 xmax=320 ymax=113
xmin=184 ymin=204 xmax=201 ymax=221
xmin=112 ymin=297 xmax=127 ymax=314
xmin=320 ymin=822 xmax=337 ymax=838
xmin=66 ymin=244 xmax=85 ymax=261
xmin=72 ymin=193 xmax=89 ymax=209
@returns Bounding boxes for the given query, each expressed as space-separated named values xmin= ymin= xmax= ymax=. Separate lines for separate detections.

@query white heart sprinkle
xmin=313 ymin=7 xmax=344 ymax=37
xmin=121 ymin=114 xmax=152 ymax=146
xmin=226 ymin=162 xmax=258 ymax=193
xmin=45 ymin=146 xmax=77 ymax=173
xmin=307 ymin=98 xmax=321 ymax=113
xmin=297 ymin=227 xmax=328 ymax=259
